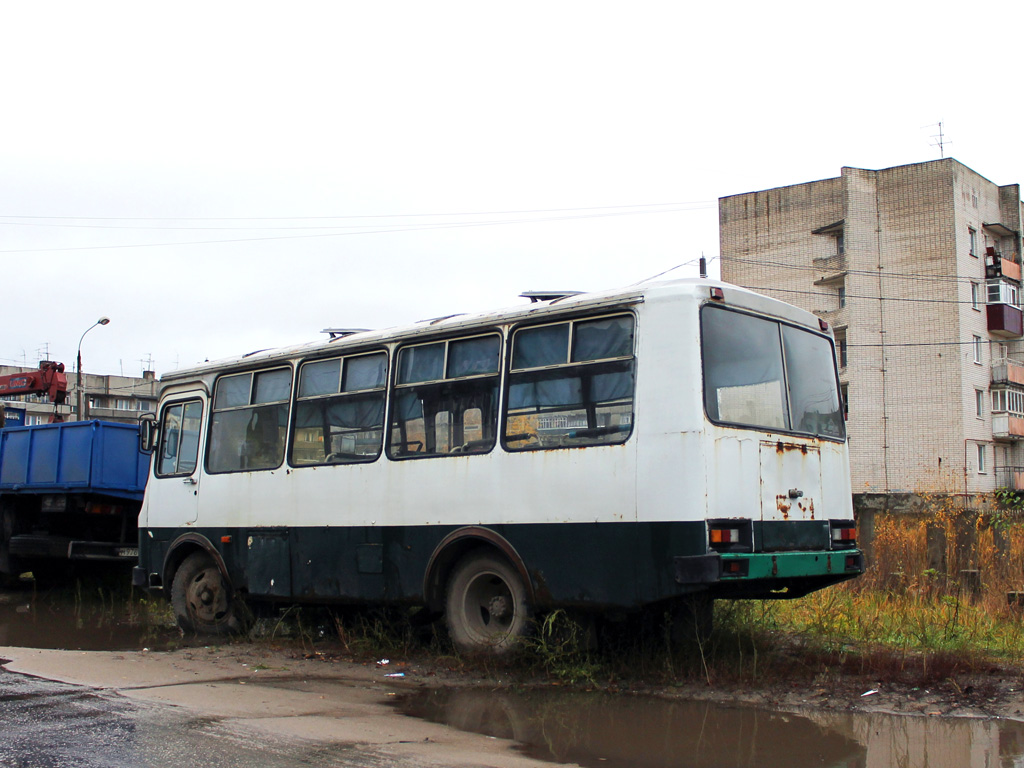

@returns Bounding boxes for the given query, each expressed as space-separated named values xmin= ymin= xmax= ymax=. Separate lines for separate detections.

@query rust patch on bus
xmin=776 ymin=441 xmax=808 ymax=454
xmin=776 ymin=496 xmax=791 ymax=519
xmin=799 ymin=499 xmax=815 ymax=519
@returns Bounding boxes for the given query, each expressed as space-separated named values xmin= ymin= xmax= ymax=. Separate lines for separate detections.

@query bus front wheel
xmin=445 ymin=552 xmax=529 ymax=654
xmin=170 ymin=551 xmax=244 ymax=635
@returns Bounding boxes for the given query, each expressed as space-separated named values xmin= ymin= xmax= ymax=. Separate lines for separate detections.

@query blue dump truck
xmin=0 ymin=421 xmax=149 ymax=577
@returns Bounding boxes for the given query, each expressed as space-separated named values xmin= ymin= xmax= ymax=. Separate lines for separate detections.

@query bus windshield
xmin=701 ymin=305 xmax=845 ymax=440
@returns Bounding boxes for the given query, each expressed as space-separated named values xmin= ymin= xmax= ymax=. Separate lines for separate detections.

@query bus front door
xmin=150 ymin=396 xmax=206 ymax=528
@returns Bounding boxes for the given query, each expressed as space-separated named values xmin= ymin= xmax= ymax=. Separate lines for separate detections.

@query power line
xmin=742 ymin=284 xmax=988 ymax=306
xmin=722 ymin=254 xmax=990 ymax=286
xmin=0 ymin=205 xmax=714 ymax=254
xmin=0 ymin=201 xmax=714 ymax=223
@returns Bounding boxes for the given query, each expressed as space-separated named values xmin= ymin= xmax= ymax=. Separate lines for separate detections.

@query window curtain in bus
xmin=508 ymin=368 xmax=633 ymax=410
xmin=448 ymin=336 xmax=499 ymax=377
xmin=513 ymin=324 xmax=570 ymax=368
xmin=295 ymin=396 xmax=384 ymax=429
xmin=299 ymin=359 xmax=341 ymax=397
xmin=344 ymin=354 xmax=387 ymax=390
xmin=572 ymin=317 xmax=633 ymax=361
xmin=399 ymin=344 xmax=444 ymax=384
xmin=254 ymin=369 xmax=292 ymax=403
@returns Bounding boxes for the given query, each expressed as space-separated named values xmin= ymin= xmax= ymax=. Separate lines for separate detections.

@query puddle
xmin=0 ymin=585 xmax=178 ymax=651
xmin=397 ymin=687 xmax=1024 ymax=768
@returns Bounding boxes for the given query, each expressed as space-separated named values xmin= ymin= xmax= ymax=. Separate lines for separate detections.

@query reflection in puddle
xmin=397 ymin=687 xmax=1024 ymax=768
xmin=0 ymin=586 xmax=177 ymax=652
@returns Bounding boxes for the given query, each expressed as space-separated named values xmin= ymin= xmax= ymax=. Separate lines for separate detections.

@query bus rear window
xmin=701 ymin=305 xmax=844 ymax=440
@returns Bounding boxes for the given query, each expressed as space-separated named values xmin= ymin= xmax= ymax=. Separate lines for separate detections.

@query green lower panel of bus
xmin=674 ymin=549 xmax=864 ymax=599
xmin=137 ymin=521 xmax=864 ymax=612
xmin=725 ymin=550 xmax=861 ymax=580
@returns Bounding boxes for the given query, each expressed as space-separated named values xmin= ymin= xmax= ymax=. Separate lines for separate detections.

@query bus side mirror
xmin=139 ymin=413 xmax=157 ymax=454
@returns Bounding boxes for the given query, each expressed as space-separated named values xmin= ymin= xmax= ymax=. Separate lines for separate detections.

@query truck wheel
xmin=170 ymin=551 xmax=244 ymax=635
xmin=445 ymin=552 xmax=529 ymax=654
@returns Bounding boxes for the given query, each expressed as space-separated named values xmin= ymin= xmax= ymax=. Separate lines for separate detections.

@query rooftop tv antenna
xmin=926 ymin=120 xmax=951 ymax=158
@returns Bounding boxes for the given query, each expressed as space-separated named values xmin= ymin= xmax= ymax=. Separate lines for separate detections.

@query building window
xmin=837 ymin=285 xmax=847 ymax=309
xmin=969 ymin=227 xmax=978 ymax=257
xmin=973 ymin=335 xmax=983 ymax=364
xmin=976 ymin=389 xmax=985 ymax=418
xmin=835 ymin=329 xmax=848 ymax=368
xmin=841 ymin=383 xmax=849 ymax=419
xmin=978 ymin=443 xmax=987 ymax=474
xmin=835 ymin=232 xmax=845 ymax=256
xmin=971 ymin=282 xmax=981 ymax=310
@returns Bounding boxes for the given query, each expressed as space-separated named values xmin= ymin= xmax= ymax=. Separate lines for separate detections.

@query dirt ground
xmin=4 ymin=639 xmax=1024 ymax=761
xmin=0 ymin=643 xmax=566 ymax=768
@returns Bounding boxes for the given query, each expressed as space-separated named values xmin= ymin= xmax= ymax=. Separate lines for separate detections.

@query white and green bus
xmin=134 ymin=278 xmax=862 ymax=652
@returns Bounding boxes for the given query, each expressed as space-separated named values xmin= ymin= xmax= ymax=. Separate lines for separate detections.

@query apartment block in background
xmin=719 ymin=158 xmax=1023 ymax=497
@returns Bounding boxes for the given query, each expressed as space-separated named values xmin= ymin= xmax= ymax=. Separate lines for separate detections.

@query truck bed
xmin=0 ymin=420 xmax=149 ymax=500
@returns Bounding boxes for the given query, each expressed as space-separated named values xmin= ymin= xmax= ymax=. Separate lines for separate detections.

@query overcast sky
xmin=3 ymin=2 xmax=1022 ymax=378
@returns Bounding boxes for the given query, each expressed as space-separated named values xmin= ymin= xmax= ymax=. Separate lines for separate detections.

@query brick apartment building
xmin=719 ymin=158 xmax=1023 ymax=499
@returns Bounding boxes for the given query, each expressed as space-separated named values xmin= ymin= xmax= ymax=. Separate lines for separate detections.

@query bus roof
xmin=161 ymin=277 xmax=821 ymax=382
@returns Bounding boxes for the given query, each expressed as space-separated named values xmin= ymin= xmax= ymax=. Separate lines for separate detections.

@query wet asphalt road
xmin=0 ymin=668 xmax=396 ymax=768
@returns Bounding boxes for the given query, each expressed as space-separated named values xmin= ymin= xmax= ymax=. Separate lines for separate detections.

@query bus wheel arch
xmin=425 ymin=528 xmax=533 ymax=655
xmin=424 ymin=527 xmax=534 ymax=612
xmin=164 ymin=535 xmax=245 ymax=635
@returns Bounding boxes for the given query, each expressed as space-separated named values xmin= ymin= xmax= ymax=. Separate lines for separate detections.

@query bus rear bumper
xmin=674 ymin=549 xmax=865 ymax=587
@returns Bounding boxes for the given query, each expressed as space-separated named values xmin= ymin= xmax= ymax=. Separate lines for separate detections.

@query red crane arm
xmin=0 ymin=362 xmax=69 ymax=422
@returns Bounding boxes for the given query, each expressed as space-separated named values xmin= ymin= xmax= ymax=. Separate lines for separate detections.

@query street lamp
xmin=77 ymin=316 xmax=110 ymax=421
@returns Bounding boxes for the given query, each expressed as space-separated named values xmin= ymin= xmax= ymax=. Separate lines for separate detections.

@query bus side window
xmin=208 ymin=368 xmax=292 ymax=473
xmin=388 ymin=335 xmax=500 ymax=459
xmin=291 ymin=352 xmax=387 ymax=466
xmin=156 ymin=400 xmax=203 ymax=476
xmin=504 ymin=315 xmax=635 ymax=450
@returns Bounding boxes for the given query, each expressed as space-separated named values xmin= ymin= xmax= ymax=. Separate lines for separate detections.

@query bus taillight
xmin=830 ymin=522 xmax=857 ymax=549
xmin=710 ymin=528 xmax=739 ymax=544
xmin=708 ymin=519 xmax=752 ymax=553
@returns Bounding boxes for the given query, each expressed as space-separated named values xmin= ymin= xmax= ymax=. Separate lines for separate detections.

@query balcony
xmin=987 ymin=303 xmax=1024 ymax=338
xmin=992 ymin=414 xmax=1024 ymax=441
xmin=992 ymin=358 xmax=1024 ymax=385
xmin=812 ymin=253 xmax=847 ymax=276
xmin=996 ymin=466 xmax=1024 ymax=490
xmin=985 ymin=247 xmax=1022 ymax=282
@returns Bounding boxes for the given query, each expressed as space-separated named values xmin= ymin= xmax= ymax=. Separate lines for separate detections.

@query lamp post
xmin=76 ymin=317 xmax=110 ymax=421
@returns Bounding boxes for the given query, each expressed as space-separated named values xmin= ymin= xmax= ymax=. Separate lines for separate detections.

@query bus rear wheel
xmin=445 ymin=552 xmax=529 ymax=655
xmin=171 ymin=551 xmax=244 ymax=635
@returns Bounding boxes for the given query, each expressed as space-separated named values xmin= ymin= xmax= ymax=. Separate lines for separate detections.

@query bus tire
xmin=445 ymin=552 xmax=529 ymax=655
xmin=170 ymin=551 xmax=244 ymax=635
